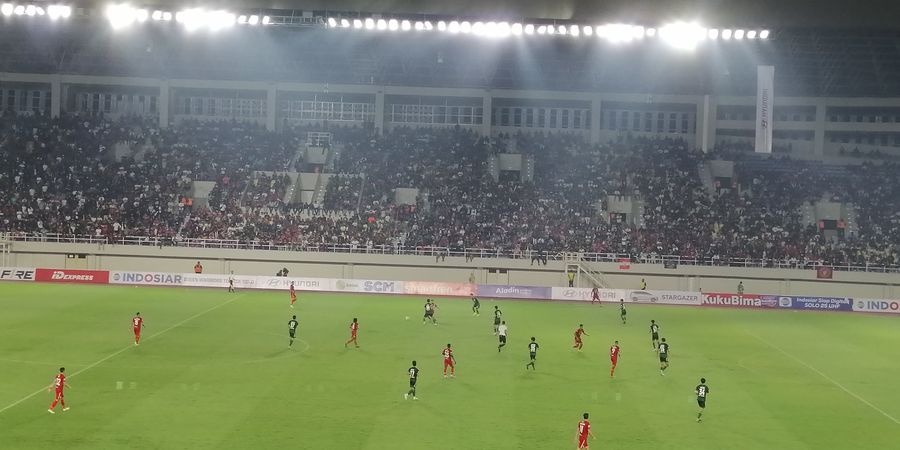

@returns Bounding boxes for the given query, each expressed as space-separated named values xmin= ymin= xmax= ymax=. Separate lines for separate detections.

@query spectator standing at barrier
xmin=640 ymin=278 xmax=647 ymax=290
xmin=567 ymin=270 xmax=576 ymax=287
xmin=194 ymin=262 xmax=203 ymax=274
xmin=737 ymin=281 xmax=744 ymax=297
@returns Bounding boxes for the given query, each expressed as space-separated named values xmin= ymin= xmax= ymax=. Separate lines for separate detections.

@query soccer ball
xmin=405 ymin=316 xmax=410 ymax=321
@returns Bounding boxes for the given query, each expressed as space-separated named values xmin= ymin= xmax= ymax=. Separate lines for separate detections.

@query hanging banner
xmin=755 ymin=65 xmax=775 ymax=154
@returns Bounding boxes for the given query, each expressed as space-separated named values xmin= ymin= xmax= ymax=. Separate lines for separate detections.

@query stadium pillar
xmin=700 ymin=95 xmax=717 ymax=153
xmin=813 ymin=101 xmax=826 ymax=156
xmin=266 ymin=85 xmax=277 ymax=131
xmin=50 ymin=76 xmax=61 ymax=118
xmin=158 ymin=80 xmax=170 ymax=129
xmin=375 ymin=91 xmax=385 ymax=135
xmin=590 ymin=97 xmax=601 ymax=144
xmin=482 ymin=92 xmax=492 ymax=137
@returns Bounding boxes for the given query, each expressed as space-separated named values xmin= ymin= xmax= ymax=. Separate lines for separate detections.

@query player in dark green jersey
xmin=493 ymin=305 xmax=502 ymax=335
xmin=526 ymin=337 xmax=539 ymax=370
xmin=695 ymin=378 xmax=710 ymax=422
xmin=658 ymin=338 xmax=670 ymax=375
xmin=620 ymin=299 xmax=627 ymax=324
xmin=650 ymin=320 xmax=660 ymax=350
xmin=405 ymin=360 xmax=419 ymax=400
xmin=472 ymin=294 xmax=481 ymax=316
xmin=288 ymin=315 xmax=299 ymax=347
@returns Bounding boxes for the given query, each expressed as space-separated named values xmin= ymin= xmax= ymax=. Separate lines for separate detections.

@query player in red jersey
xmin=47 ymin=367 xmax=70 ymax=413
xmin=591 ymin=287 xmax=601 ymax=304
xmin=345 ymin=318 xmax=360 ymax=348
xmin=289 ymin=281 xmax=297 ymax=308
xmin=575 ymin=412 xmax=595 ymax=449
xmin=441 ymin=343 xmax=456 ymax=378
xmin=132 ymin=312 xmax=145 ymax=346
xmin=573 ymin=324 xmax=588 ymax=350
xmin=610 ymin=340 xmax=621 ymax=377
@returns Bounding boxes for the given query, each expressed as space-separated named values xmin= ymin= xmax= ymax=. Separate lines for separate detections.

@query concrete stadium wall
xmin=7 ymin=241 xmax=899 ymax=298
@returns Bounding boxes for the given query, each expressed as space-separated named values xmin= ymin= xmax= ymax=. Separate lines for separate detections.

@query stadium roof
xmin=121 ymin=0 xmax=900 ymax=29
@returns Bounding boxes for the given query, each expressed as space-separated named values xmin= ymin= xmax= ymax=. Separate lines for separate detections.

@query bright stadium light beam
xmin=646 ymin=27 xmax=657 ymax=37
xmin=582 ymin=25 xmax=593 ymax=36
xmin=341 ymin=18 xmax=350 ymax=28
xmin=25 ymin=4 xmax=35 ymax=16
xmin=327 ymin=17 xmax=336 ymax=27
xmin=747 ymin=30 xmax=757 ymax=39
xmin=208 ymin=10 xmax=236 ymax=31
xmin=448 ymin=20 xmax=459 ymax=33
xmin=496 ymin=22 xmax=510 ymax=37
xmin=261 ymin=16 xmax=270 ymax=25
xmin=106 ymin=4 xmax=138 ymax=29
xmin=472 ymin=21 xmax=484 ymax=35
xmin=135 ymin=8 xmax=148 ymax=22
xmin=734 ymin=29 xmax=745 ymax=39
xmin=708 ymin=28 xmax=719 ymax=39
xmin=569 ymin=24 xmax=579 ymax=37
xmin=414 ymin=20 xmax=423 ymax=30
xmin=437 ymin=20 xmax=446 ymax=31
xmin=760 ymin=29 xmax=770 ymax=39
xmin=722 ymin=29 xmax=732 ymax=40
xmin=387 ymin=19 xmax=398 ymax=31
xmin=36 ymin=6 xmax=45 ymax=16
xmin=1 ymin=4 xmax=13 ymax=16
xmin=376 ymin=18 xmax=386 ymax=30
xmin=423 ymin=21 xmax=433 ymax=30
xmin=364 ymin=18 xmax=374 ymax=29
xmin=524 ymin=23 xmax=534 ymax=34
xmin=659 ymin=22 xmax=707 ymax=50
xmin=353 ymin=19 xmax=362 ymax=28
xmin=460 ymin=21 xmax=471 ymax=33
xmin=13 ymin=4 xmax=24 ymax=15
xmin=400 ymin=20 xmax=410 ymax=31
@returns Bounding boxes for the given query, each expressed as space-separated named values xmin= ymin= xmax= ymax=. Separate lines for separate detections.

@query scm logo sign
xmin=364 ymin=281 xmax=395 ymax=292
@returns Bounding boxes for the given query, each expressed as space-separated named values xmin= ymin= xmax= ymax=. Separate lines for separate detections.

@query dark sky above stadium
xmin=136 ymin=0 xmax=900 ymax=28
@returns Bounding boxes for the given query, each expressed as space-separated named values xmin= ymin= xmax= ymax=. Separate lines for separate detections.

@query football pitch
xmin=1 ymin=284 xmax=899 ymax=449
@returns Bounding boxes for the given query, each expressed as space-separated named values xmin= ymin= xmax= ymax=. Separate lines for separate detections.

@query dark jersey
xmin=528 ymin=342 xmax=539 ymax=354
xmin=696 ymin=384 xmax=710 ymax=399
xmin=288 ymin=319 xmax=299 ymax=331
xmin=408 ymin=366 xmax=419 ymax=380
xmin=494 ymin=309 xmax=502 ymax=322
xmin=650 ymin=324 xmax=659 ymax=335
xmin=658 ymin=342 xmax=670 ymax=355
xmin=620 ymin=304 xmax=627 ymax=315
xmin=472 ymin=297 xmax=480 ymax=307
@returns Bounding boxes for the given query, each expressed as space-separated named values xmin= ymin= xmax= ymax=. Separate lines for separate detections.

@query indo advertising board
xmin=333 ymin=279 xmax=404 ymax=294
xmin=627 ymin=290 xmax=702 ymax=306
xmin=702 ymin=293 xmax=778 ymax=308
xmin=0 ymin=267 xmax=36 ymax=281
xmin=35 ymin=268 xmax=109 ymax=284
xmin=776 ymin=296 xmax=852 ymax=311
xmin=853 ymin=299 xmax=900 ymax=314
xmin=404 ymin=282 xmax=474 ymax=297
xmin=111 ymin=271 xmax=184 ymax=286
xmin=477 ymin=284 xmax=551 ymax=300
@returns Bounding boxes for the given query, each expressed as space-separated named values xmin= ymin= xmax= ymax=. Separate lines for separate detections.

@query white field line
xmin=0 ymin=294 xmax=244 ymax=415
xmin=749 ymin=332 xmax=900 ymax=425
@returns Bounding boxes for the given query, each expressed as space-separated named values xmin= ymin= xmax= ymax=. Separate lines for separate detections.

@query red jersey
xmin=610 ymin=345 xmax=620 ymax=359
xmin=350 ymin=322 xmax=359 ymax=334
xmin=575 ymin=327 xmax=586 ymax=339
xmin=54 ymin=374 xmax=66 ymax=392
xmin=592 ymin=288 xmax=599 ymax=297
xmin=132 ymin=316 xmax=143 ymax=329
xmin=289 ymin=285 xmax=295 ymax=295
xmin=442 ymin=348 xmax=454 ymax=361
xmin=578 ymin=419 xmax=591 ymax=439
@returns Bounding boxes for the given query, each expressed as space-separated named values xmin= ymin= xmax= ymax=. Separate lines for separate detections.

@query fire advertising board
xmin=0 ymin=267 xmax=36 ymax=281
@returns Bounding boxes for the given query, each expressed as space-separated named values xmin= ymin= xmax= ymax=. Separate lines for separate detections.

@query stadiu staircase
xmin=563 ymin=253 xmax=612 ymax=289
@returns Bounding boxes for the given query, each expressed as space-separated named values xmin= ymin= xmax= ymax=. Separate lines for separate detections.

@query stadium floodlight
xmin=557 ymin=25 xmax=567 ymax=35
xmin=546 ymin=24 xmax=555 ymax=34
xmin=437 ymin=20 xmax=446 ymax=31
xmin=496 ymin=22 xmax=510 ymax=37
xmin=510 ymin=23 xmax=522 ymax=35
xmin=602 ymin=23 xmax=638 ymax=43
xmin=25 ymin=4 xmax=35 ymax=16
xmin=747 ymin=30 xmax=757 ymax=39
xmin=327 ymin=17 xmax=336 ymax=27
xmin=261 ymin=15 xmax=270 ymax=25
xmin=472 ymin=21 xmax=484 ymax=35
xmin=582 ymin=25 xmax=593 ymax=36
xmin=460 ymin=21 xmax=471 ymax=33
xmin=208 ymin=11 xmax=235 ymax=30
xmin=569 ymin=24 xmax=579 ymax=36
xmin=759 ymin=29 xmax=769 ymax=39
xmin=161 ymin=11 xmax=171 ymax=21
xmin=353 ymin=19 xmax=362 ymax=28
xmin=376 ymin=18 xmax=386 ymax=30
xmin=178 ymin=8 xmax=207 ymax=31
xmin=708 ymin=28 xmax=719 ymax=39
xmin=734 ymin=29 xmax=745 ymax=39
xmin=448 ymin=20 xmax=459 ymax=33
xmin=536 ymin=25 xmax=546 ymax=34
xmin=340 ymin=19 xmax=349 ymax=28
xmin=152 ymin=10 xmax=163 ymax=21
xmin=721 ymin=29 xmax=732 ymax=39
xmin=36 ymin=6 xmax=45 ymax=15
xmin=388 ymin=19 xmax=398 ymax=30
xmin=524 ymin=23 xmax=534 ymax=35
xmin=400 ymin=20 xmax=410 ymax=31
xmin=48 ymin=4 xmax=64 ymax=19
xmin=414 ymin=20 xmax=423 ymax=30
xmin=106 ymin=4 xmax=138 ymax=29
xmin=364 ymin=18 xmax=374 ymax=29
xmin=646 ymin=27 xmax=656 ymax=37
xmin=659 ymin=22 xmax=706 ymax=50
xmin=135 ymin=8 xmax=148 ymax=22
xmin=1 ymin=3 xmax=13 ymax=16
xmin=423 ymin=21 xmax=433 ymax=30
xmin=13 ymin=4 xmax=23 ymax=15
xmin=632 ymin=26 xmax=645 ymax=39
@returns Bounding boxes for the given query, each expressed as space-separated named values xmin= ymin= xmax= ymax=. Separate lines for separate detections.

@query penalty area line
xmin=748 ymin=331 xmax=900 ymax=426
xmin=0 ymin=294 xmax=244 ymax=415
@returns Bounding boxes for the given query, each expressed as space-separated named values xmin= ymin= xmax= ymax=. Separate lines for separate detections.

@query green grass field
xmin=1 ymin=283 xmax=899 ymax=449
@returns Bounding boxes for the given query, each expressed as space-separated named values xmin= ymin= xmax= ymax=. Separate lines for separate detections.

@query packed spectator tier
xmin=1 ymin=112 xmax=897 ymax=268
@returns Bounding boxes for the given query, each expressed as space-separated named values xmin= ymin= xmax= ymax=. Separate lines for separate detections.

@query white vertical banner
xmin=755 ymin=65 xmax=775 ymax=153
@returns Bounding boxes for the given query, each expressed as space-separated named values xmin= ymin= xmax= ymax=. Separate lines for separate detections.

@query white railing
xmin=4 ymin=232 xmax=899 ymax=274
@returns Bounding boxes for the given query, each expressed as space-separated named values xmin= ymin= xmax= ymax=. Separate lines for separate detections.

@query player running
xmin=575 ymin=413 xmax=595 ymax=449
xmin=573 ymin=324 xmax=588 ymax=350
xmin=423 ymin=299 xmax=438 ymax=325
xmin=658 ymin=338 xmax=670 ymax=375
xmin=591 ymin=287 xmax=601 ymax=304
xmin=471 ymin=294 xmax=481 ymax=316
xmin=493 ymin=306 xmax=502 ymax=334
xmin=650 ymin=320 xmax=660 ymax=349
xmin=132 ymin=312 xmax=144 ymax=346
xmin=404 ymin=360 xmax=419 ymax=400
xmin=228 ymin=272 xmax=235 ymax=293
xmin=47 ymin=367 xmax=70 ymax=413
xmin=610 ymin=340 xmax=621 ymax=377
xmin=345 ymin=318 xmax=360 ymax=348
xmin=526 ymin=337 xmax=539 ymax=370
xmin=497 ymin=321 xmax=508 ymax=352
xmin=619 ymin=299 xmax=627 ymax=324
xmin=441 ymin=343 xmax=456 ymax=378
xmin=288 ymin=315 xmax=299 ymax=347
xmin=289 ymin=281 xmax=297 ymax=308
xmin=696 ymin=378 xmax=710 ymax=422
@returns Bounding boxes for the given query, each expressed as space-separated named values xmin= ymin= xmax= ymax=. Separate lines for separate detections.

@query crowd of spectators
xmin=1 ymin=111 xmax=898 ymax=269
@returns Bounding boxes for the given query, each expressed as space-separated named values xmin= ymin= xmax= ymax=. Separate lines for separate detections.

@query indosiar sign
xmin=853 ymin=299 xmax=900 ymax=314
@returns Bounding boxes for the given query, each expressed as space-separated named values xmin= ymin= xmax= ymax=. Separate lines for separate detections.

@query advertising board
xmin=0 ymin=267 xmax=36 ymax=281
xmin=35 ymin=268 xmax=109 ymax=284
xmin=477 ymin=284 xmax=551 ymax=300
xmin=702 ymin=293 xmax=778 ymax=308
